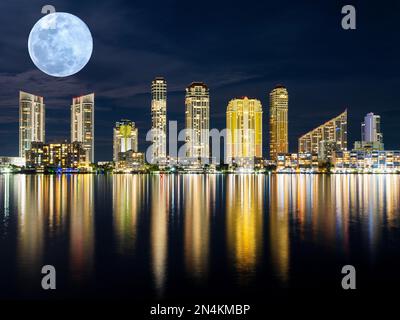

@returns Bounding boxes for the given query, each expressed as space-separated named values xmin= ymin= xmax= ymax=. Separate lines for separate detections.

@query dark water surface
xmin=0 ymin=174 xmax=400 ymax=301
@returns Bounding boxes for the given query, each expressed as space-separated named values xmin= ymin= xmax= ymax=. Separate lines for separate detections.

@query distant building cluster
xmin=0 ymin=79 xmax=399 ymax=174
xmin=13 ymin=91 xmax=94 ymax=172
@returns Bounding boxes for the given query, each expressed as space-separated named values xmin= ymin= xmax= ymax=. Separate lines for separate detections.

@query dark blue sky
xmin=0 ymin=0 xmax=399 ymax=161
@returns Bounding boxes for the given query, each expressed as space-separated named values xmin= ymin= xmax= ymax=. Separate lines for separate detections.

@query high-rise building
xmin=71 ymin=93 xmax=94 ymax=163
xmin=226 ymin=97 xmax=262 ymax=166
xmin=113 ymin=119 xmax=138 ymax=162
xmin=354 ymin=112 xmax=384 ymax=151
xmin=269 ymin=85 xmax=289 ymax=161
xmin=19 ymin=91 xmax=45 ymax=158
xmin=362 ymin=112 xmax=383 ymax=144
xmin=151 ymin=77 xmax=167 ymax=162
xmin=298 ymin=110 xmax=347 ymax=154
xmin=185 ymin=82 xmax=210 ymax=161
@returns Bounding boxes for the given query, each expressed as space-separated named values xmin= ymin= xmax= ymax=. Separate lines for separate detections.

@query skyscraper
xmin=269 ymin=85 xmax=288 ymax=160
xmin=19 ymin=91 xmax=45 ymax=158
xmin=71 ymin=93 xmax=94 ymax=163
xmin=226 ymin=97 xmax=262 ymax=165
xmin=151 ymin=77 xmax=167 ymax=162
xmin=113 ymin=119 xmax=138 ymax=162
xmin=362 ymin=112 xmax=383 ymax=144
xmin=185 ymin=82 xmax=210 ymax=161
xmin=354 ymin=112 xmax=384 ymax=151
xmin=298 ymin=109 xmax=347 ymax=154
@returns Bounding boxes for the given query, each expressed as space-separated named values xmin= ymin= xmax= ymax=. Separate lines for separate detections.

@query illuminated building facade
xmin=114 ymin=150 xmax=145 ymax=172
xmin=269 ymin=85 xmax=288 ymax=160
xmin=333 ymin=150 xmax=400 ymax=172
xmin=226 ymin=97 xmax=262 ymax=167
xmin=0 ymin=157 xmax=25 ymax=167
xmin=71 ymin=93 xmax=94 ymax=163
xmin=25 ymin=141 xmax=86 ymax=169
xmin=298 ymin=109 xmax=347 ymax=154
xmin=362 ymin=112 xmax=383 ymax=144
xmin=354 ymin=112 xmax=384 ymax=151
xmin=19 ymin=91 xmax=45 ymax=158
xmin=185 ymin=82 xmax=209 ymax=161
xmin=276 ymin=152 xmax=318 ymax=172
xmin=113 ymin=119 xmax=138 ymax=162
xmin=151 ymin=77 xmax=167 ymax=162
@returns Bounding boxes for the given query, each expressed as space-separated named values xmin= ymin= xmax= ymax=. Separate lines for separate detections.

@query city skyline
xmin=13 ymin=85 xmax=394 ymax=165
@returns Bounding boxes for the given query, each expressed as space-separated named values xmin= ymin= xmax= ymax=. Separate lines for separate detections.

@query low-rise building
xmin=114 ymin=150 xmax=145 ymax=172
xmin=333 ymin=150 xmax=400 ymax=172
xmin=26 ymin=141 xmax=87 ymax=170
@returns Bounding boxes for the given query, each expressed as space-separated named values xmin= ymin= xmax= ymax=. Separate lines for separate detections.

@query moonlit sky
xmin=28 ymin=12 xmax=93 ymax=77
xmin=0 ymin=0 xmax=399 ymax=161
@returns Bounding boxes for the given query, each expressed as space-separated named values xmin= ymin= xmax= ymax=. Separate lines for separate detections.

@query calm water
xmin=0 ymin=174 xmax=400 ymax=300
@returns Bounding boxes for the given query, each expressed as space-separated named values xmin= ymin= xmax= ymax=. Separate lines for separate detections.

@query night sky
xmin=0 ymin=0 xmax=399 ymax=161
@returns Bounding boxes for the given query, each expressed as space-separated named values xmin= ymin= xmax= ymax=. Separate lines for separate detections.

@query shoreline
xmin=1 ymin=171 xmax=399 ymax=175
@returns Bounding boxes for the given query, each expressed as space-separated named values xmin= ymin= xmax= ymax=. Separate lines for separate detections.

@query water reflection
xmin=17 ymin=175 xmax=45 ymax=286
xmin=150 ymin=175 xmax=170 ymax=297
xmin=226 ymin=175 xmax=264 ymax=282
xmin=0 ymin=174 xmax=11 ymax=237
xmin=113 ymin=175 xmax=143 ymax=255
xmin=69 ymin=175 xmax=94 ymax=282
xmin=0 ymin=174 xmax=399 ymax=297
xmin=183 ymin=175 xmax=214 ymax=281
xmin=269 ymin=175 xmax=290 ymax=285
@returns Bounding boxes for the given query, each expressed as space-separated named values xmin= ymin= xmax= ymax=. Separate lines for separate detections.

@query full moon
xmin=28 ymin=12 xmax=93 ymax=77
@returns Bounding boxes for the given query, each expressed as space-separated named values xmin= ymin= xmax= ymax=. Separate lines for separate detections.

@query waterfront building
xmin=25 ymin=141 xmax=86 ymax=170
xmin=71 ymin=93 xmax=95 ymax=163
xmin=333 ymin=150 xmax=400 ymax=173
xmin=113 ymin=119 xmax=138 ymax=162
xmin=354 ymin=112 xmax=384 ymax=151
xmin=185 ymin=82 xmax=210 ymax=163
xmin=19 ymin=91 xmax=45 ymax=158
xmin=318 ymin=140 xmax=338 ymax=162
xmin=298 ymin=110 xmax=347 ymax=155
xmin=114 ymin=150 xmax=145 ymax=172
xmin=0 ymin=157 xmax=25 ymax=167
xmin=362 ymin=112 xmax=383 ymax=144
xmin=0 ymin=157 xmax=26 ymax=172
xmin=151 ymin=77 xmax=167 ymax=163
xmin=276 ymin=152 xmax=318 ymax=172
xmin=226 ymin=97 xmax=262 ymax=168
xmin=269 ymin=85 xmax=288 ymax=160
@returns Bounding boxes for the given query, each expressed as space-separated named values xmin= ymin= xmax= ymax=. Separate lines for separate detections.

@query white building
xmin=185 ymin=82 xmax=210 ymax=163
xmin=151 ymin=77 xmax=167 ymax=163
xmin=71 ymin=93 xmax=95 ymax=163
xmin=19 ymin=91 xmax=45 ymax=158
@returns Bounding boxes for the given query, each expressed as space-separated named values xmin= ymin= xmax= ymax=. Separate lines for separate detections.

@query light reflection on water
xmin=0 ymin=174 xmax=399 ymax=298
